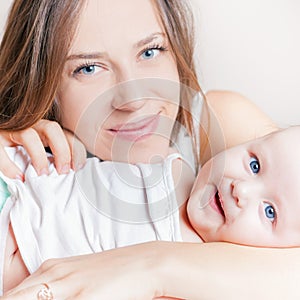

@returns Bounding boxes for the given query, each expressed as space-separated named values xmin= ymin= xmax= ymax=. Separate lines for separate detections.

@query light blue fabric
xmin=0 ymin=177 xmax=10 ymax=212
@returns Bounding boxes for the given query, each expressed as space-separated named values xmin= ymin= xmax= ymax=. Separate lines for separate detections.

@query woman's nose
xmin=111 ymin=70 xmax=147 ymax=111
xmin=112 ymin=80 xmax=147 ymax=111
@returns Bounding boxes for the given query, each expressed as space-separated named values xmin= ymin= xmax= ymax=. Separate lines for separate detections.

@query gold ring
xmin=37 ymin=283 xmax=54 ymax=300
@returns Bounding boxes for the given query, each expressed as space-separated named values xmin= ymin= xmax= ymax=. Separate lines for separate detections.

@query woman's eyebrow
xmin=66 ymin=33 xmax=166 ymax=61
xmin=66 ymin=52 xmax=107 ymax=61
xmin=134 ymin=32 xmax=166 ymax=48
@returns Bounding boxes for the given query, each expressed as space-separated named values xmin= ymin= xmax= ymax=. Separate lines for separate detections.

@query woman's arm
xmin=200 ymin=90 xmax=278 ymax=164
xmin=2 ymin=241 xmax=300 ymax=299
xmin=160 ymin=242 xmax=299 ymax=299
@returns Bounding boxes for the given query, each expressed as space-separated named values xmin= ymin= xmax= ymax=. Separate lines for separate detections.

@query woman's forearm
xmin=158 ymin=242 xmax=300 ymax=299
xmin=3 ymin=241 xmax=300 ymax=299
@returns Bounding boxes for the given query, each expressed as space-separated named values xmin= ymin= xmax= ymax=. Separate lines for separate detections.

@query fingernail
xmin=75 ymin=163 xmax=84 ymax=171
xmin=39 ymin=168 xmax=49 ymax=176
xmin=15 ymin=173 xmax=25 ymax=182
xmin=60 ymin=164 xmax=70 ymax=174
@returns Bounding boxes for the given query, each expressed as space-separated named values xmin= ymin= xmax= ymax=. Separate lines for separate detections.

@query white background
xmin=1 ymin=0 xmax=300 ymax=126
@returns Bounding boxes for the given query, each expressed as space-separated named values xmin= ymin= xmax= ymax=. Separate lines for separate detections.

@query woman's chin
xmin=93 ymin=141 xmax=171 ymax=164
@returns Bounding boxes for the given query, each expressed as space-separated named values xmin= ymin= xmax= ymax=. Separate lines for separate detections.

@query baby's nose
xmin=231 ymin=179 xmax=260 ymax=207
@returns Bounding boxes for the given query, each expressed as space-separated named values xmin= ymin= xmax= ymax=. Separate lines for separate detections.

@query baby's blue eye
xmin=141 ymin=49 xmax=159 ymax=60
xmin=263 ymin=203 xmax=276 ymax=222
xmin=249 ymin=157 xmax=260 ymax=174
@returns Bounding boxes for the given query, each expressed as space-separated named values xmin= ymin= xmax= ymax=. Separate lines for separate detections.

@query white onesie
xmin=0 ymin=147 xmax=188 ymax=292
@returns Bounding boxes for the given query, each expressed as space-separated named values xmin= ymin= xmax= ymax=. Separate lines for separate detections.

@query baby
xmin=187 ymin=125 xmax=300 ymax=247
xmin=1 ymin=126 xmax=300 ymax=294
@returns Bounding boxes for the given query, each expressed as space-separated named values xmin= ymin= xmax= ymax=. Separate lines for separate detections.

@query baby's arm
xmin=1 ymin=177 xmax=29 ymax=293
xmin=200 ymin=90 xmax=278 ymax=164
xmin=3 ymin=224 xmax=29 ymax=293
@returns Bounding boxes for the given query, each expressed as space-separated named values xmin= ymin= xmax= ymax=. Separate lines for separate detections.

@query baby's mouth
xmin=215 ymin=191 xmax=225 ymax=217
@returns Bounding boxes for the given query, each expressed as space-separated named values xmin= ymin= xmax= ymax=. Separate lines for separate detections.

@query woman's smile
xmin=107 ymin=113 xmax=161 ymax=142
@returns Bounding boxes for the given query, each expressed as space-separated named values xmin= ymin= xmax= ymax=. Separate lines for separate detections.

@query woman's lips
xmin=210 ymin=191 xmax=225 ymax=217
xmin=108 ymin=114 xmax=160 ymax=141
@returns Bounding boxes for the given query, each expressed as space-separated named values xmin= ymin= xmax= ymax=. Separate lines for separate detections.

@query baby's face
xmin=187 ymin=126 xmax=300 ymax=247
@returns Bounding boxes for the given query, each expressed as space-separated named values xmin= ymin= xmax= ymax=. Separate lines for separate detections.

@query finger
xmin=0 ymin=131 xmax=19 ymax=147
xmin=0 ymin=142 xmax=24 ymax=180
xmin=3 ymin=279 xmax=78 ymax=300
xmin=3 ymin=283 xmax=54 ymax=300
xmin=63 ymin=130 xmax=87 ymax=171
xmin=33 ymin=120 xmax=71 ymax=174
xmin=10 ymin=129 xmax=49 ymax=176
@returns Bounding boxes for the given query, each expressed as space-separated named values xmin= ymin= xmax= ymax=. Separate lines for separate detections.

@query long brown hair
xmin=0 ymin=0 xmax=84 ymax=130
xmin=0 ymin=0 xmax=203 ymax=164
xmin=152 ymin=0 xmax=204 ymax=165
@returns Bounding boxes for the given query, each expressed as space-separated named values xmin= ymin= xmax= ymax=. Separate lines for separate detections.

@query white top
xmin=0 ymin=147 xmax=185 ymax=277
xmin=0 ymin=93 xmax=203 ymax=293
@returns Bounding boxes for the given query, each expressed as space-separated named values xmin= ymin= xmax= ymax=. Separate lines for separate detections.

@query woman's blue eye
xmin=81 ymin=65 xmax=96 ymax=75
xmin=74 ymin=64 xmax=102 ymax=76
xmin=263 ymin=203 xmax=276 ymax=222
xmin=141 ymin=48 xmax=159 ymax=60
xmin=249 ymin=157 xmax=260 ymax=174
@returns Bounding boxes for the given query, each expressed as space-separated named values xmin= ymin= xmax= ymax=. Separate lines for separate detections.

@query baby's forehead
xmin=275 ymin=216 xmax=300 ymax=247
xmin=258 ymin=126 xmax=300 ymax=151
xmin=269 ymin=126 xmax=300 ymax=141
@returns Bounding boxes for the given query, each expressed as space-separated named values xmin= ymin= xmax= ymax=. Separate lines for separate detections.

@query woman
xmin=0 ymin=0 xmax=283 ymax=299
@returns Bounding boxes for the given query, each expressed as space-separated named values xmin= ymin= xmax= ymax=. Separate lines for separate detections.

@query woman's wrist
xmin=151 ymin=241 xmax=207 ymax=299
xmin=131 ymin=241 xmax=189 ymax=298
xmin=138 ymin=241 xmax=172 ymax=297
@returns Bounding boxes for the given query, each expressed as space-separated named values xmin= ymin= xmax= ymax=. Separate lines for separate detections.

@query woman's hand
xmin=0 ymin=119 xmax=86 ymax=179
xmin=2 ymin=242 xmax=167 ymax=300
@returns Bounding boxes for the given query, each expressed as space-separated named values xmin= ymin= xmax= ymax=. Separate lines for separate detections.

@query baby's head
xmin=187 ymin=126 xmax=300 ymax=247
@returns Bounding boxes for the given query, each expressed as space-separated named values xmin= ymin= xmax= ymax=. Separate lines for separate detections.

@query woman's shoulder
xmin=205 ymin=90 xmax=276 ymax=128
xmin=200 ymin=90 xmax=278 ymax=163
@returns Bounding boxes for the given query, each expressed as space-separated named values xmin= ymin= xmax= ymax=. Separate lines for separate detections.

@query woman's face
xmin=57 ymin=0 xmax=180 ymax=163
